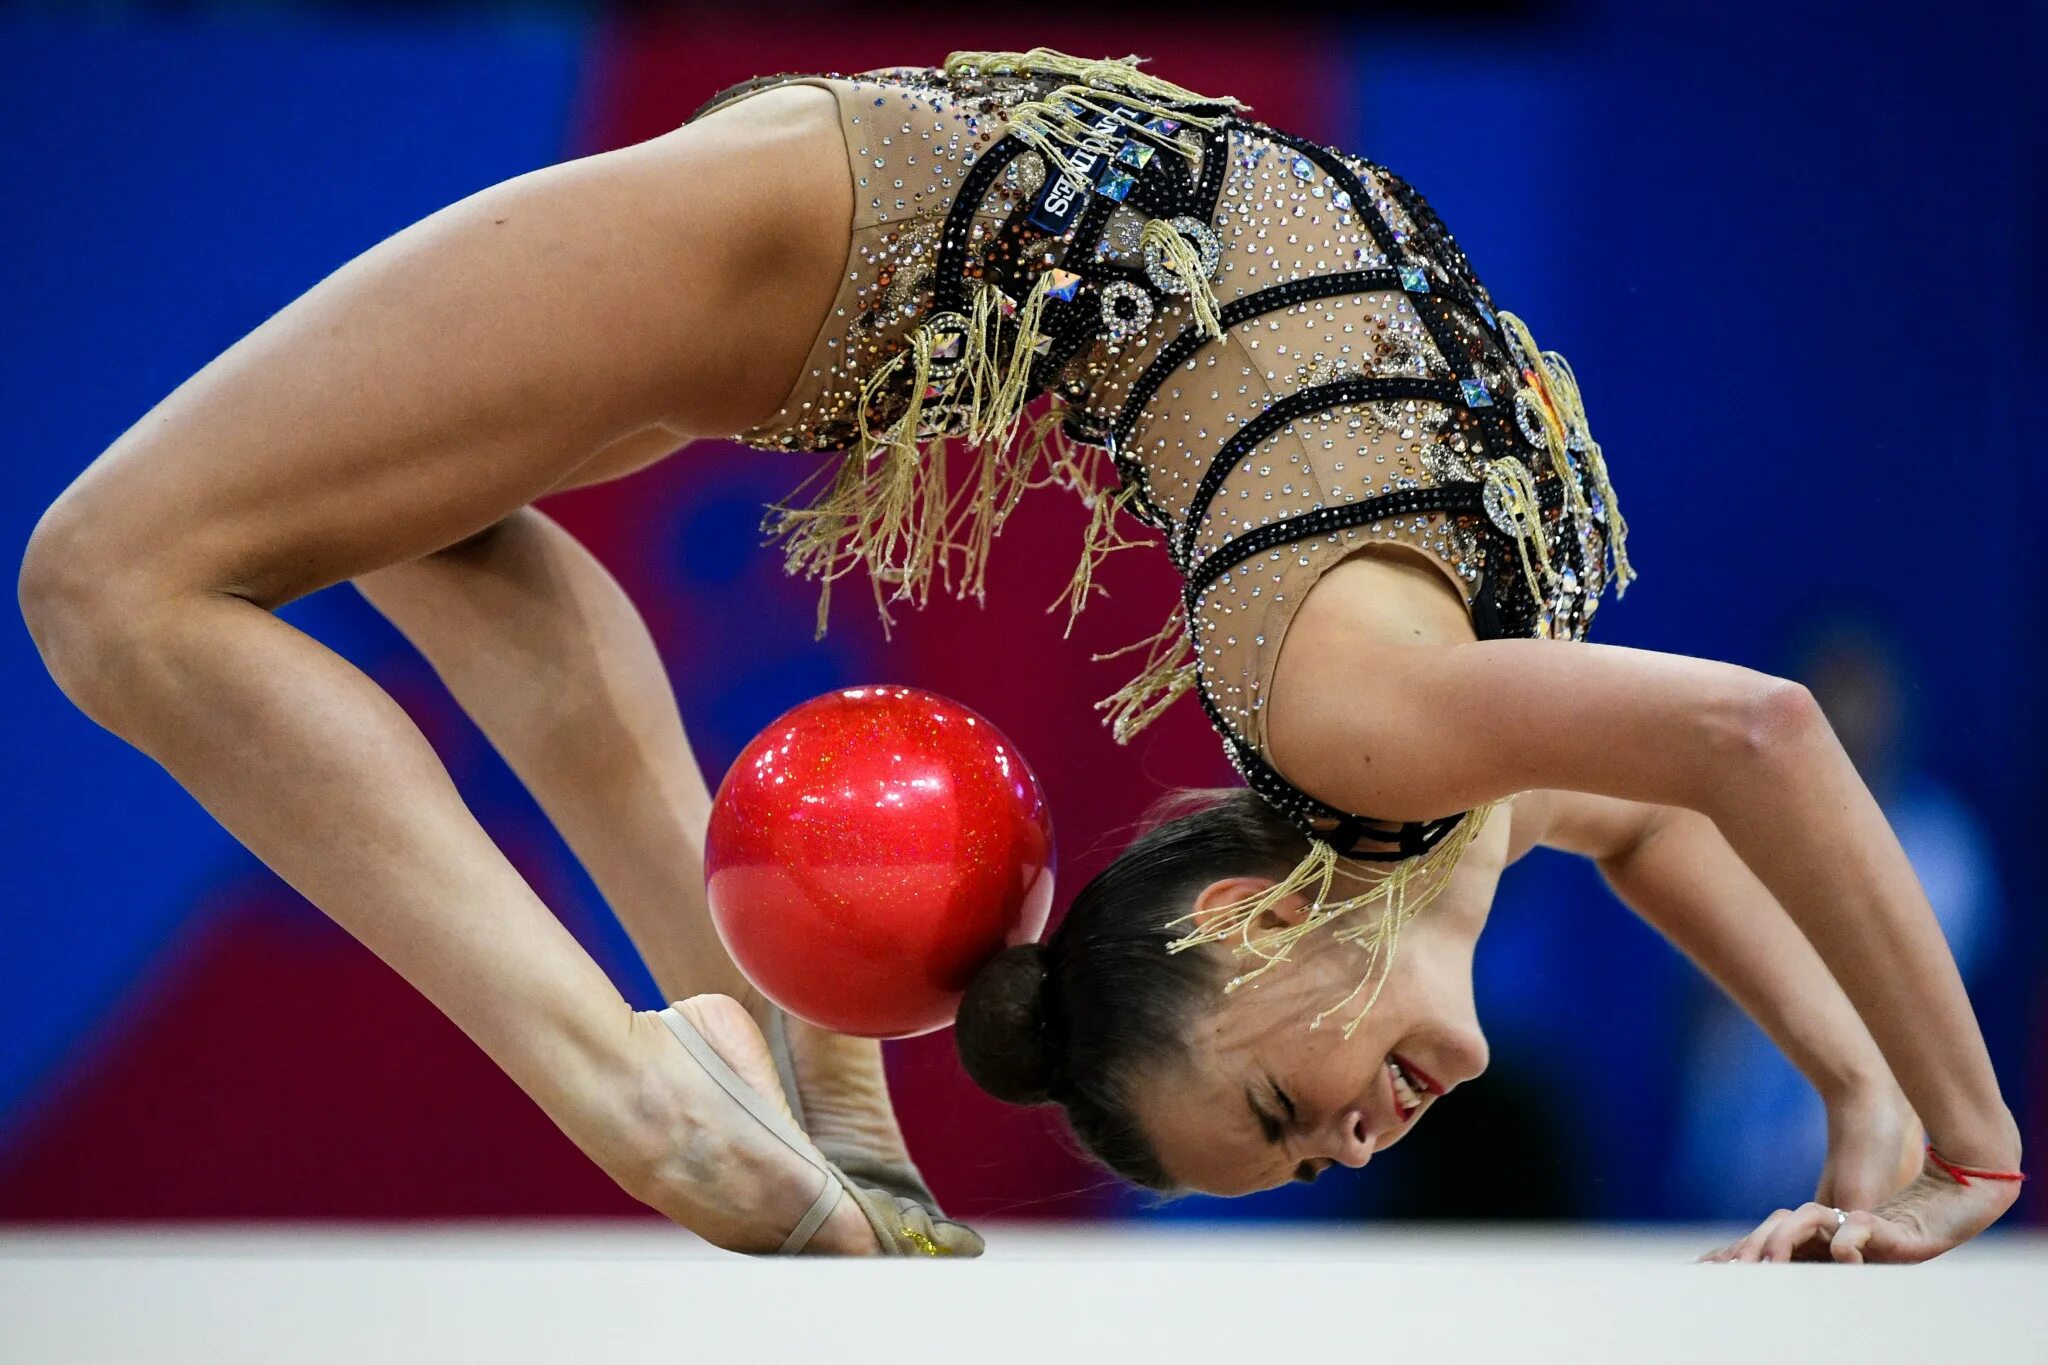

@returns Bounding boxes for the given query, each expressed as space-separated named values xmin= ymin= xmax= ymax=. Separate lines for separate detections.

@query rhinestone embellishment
xmin=1514 ymin=387 xmax=1550 ymax=449
xmin=1004 ymin=152 xmax=1046 ymax=196
xmin=1097 ymin=206 xmax=1146 ymax=262
xmin=728 ymin=67 xmax=1629 ymax=878
xmin=1099 ymin=279 xmax=1155 ymax=340
xmin=1096 ymin=166 xmax=1136 ymax=201
xmin=1115 ymin=139 xmax=1156 ymax=169
xmin=1142 ymin=215 xmax=1222 ymax=295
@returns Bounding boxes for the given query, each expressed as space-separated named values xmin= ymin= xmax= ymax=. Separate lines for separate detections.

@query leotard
xmin=690 ymin=49 xmax=1634 ymax=967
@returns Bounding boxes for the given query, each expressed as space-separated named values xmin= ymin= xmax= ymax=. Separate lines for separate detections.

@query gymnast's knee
xmin=19 ymin=491 xmax=198 ymax=724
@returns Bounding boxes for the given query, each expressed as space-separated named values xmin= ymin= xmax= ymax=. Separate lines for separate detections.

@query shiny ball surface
xmin=704 ymin=686 xmax=1056 ymax=1039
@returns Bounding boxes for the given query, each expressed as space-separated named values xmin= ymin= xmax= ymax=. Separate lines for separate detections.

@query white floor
xmin=3 ymin=1222 xmax=2044 ymax=1363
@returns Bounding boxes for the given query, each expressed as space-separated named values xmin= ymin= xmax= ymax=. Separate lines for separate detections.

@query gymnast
xmin=18 ymin=49 xmax=2020 ymax=1257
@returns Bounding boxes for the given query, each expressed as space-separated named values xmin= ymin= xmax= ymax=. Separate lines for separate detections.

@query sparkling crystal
xmin=1291 ymin=156 xmax=1313 ymax=179
xmin=1481 ymin=479 xmax=1518 ymax=534
xmin=1096 ymin=167 xmax=1136 ymax=201
xmin=1460 ymin=377 xmax=1493 ymax=407
xmin=1515 ymin=388 xmax=1549 ymax=447
xmin=1115 ymin=140 xmax=1156 ymax=169
xmin=1399 ymin=264 xmax=1429 ymax=293
xmin=1045 ymin=268 xmax=1083 ymax=301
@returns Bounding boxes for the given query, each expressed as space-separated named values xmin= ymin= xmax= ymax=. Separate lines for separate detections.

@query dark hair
xmin=954 ymin=786 xmax=1310 ymax=1189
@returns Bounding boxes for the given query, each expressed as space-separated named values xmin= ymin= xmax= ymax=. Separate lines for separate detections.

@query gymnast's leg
xmin=16 ymin=84 xmax=867 ymax=1251
xmin=356 ymin=448 xmax=925 ymax=1185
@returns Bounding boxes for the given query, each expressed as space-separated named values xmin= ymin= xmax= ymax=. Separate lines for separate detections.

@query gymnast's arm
xmin=1268 ymin=620 xmax=2019 ymax=1258
xmin=1507 ymin=789 xmax=1921 ymax=1208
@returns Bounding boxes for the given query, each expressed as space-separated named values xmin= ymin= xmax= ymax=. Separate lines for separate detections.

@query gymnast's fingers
xmin=1830 ymin=1210 xmax=1879 ymax=1264
xmin=1761 ymin=1203 xmax=1836 ymax=1262
xmin=1731 ymin=1208 xmax=1792 ymax=1263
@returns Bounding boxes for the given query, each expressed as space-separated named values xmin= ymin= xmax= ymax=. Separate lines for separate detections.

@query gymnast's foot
xmin=627 ymin=994 xmax=878 ymax=1255
xmin=778 ymin=1016 xmax=937 ymax=1205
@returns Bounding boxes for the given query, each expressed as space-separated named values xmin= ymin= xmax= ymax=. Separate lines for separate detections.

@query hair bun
xmin=955 ymin=943 xmax=1061 ymax=1106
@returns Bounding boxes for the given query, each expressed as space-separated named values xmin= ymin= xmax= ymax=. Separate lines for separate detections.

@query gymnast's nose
xmin=1328 ymin=1109 xmax=1376 ymax=1168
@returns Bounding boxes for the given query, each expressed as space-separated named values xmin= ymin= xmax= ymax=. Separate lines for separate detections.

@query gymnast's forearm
xmin=354 ymin=507 xmax=750 ymax=1008
xmin=1693 ymin=695 xmax=2017 ymax=1168
xmin=47 ymin=591 xmax=669 ymax=1185
xmin=1597 ymin=804 xmax=1896 ymax=1108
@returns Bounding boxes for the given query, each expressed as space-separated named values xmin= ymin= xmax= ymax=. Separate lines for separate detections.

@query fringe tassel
xmin=971 ymin=273 xmax=1056 ymax=449
xmin=1481 ymin=455 xmax=1555 ymax=616
xmin=1538 ymin=346 xmax=1635 ymax=594
xmin=1139 ymin=218 xmax=1224 ymax=341
xmin=1050 ymin=482 xmax=1143 ymax=634
xmin=764 ymin=267 xmax=1070 ymax=634
xmin=1581 ymin=433 xmax=1634 ymax=593
xmin=1164 ymin=802 xmax=1503 ymax=1037
xmin=1496 ymin=310 xmax=1635 ymax=597
xmin=941 ymin=48 xmax=1244 ymax=173
xmin=1091 ymin=600 xmax=1198 ymax=743
xmin=1006 ymin=410 xmax=1146 ymax=634
xmin=939 ymin=292 xmax=1063 ymax=605
xmin=763 ymin=50 xmax=1244 ymax=639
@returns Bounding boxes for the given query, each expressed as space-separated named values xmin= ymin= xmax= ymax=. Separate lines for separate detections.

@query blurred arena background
xmin=1 ymin=0 xmax=2042 ymax=1247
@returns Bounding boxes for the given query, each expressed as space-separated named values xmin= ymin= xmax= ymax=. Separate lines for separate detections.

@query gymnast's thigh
xmin=33 ymin=83 xmax=850 ymax=610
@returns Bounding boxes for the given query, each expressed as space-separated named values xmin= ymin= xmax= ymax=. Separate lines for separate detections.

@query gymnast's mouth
xmin=1387 ymin=1054 xmax=1437 ymax=1123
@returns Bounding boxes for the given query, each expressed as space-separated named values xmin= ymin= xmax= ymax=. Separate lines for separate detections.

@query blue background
xmin=2 ymin=1 xmax=2039 ymax=1225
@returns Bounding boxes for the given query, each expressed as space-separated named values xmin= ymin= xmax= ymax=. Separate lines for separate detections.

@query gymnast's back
xmin=691 ymin=48 xmax=1631 ymax=861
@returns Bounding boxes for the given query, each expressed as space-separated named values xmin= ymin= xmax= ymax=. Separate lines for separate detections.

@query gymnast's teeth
xmin=1389 ymin=1059 xmax=1423 ymax=1113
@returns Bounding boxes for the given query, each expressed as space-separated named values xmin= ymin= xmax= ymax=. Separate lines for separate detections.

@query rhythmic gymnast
xmin=19 ymin=48 xmax=2020 ymax=1258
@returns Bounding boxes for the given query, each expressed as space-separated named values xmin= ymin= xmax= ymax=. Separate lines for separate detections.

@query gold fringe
xmin=972 ymin=273 xmax=1056 ymax=449
xmin=1008 ymin=406 xmax=1151 ymax=632
xmin=764 ymin=49 xmax=1245 ymax=638
xmin=1165 ymin=802 xmax=1503 ymax=1037
xmin=1481 ymin=455 xmax=1554 ymax=617
xmin=1496 ymin=310 xmax=1635 ymax=597
xmin=1536 ymin=345 xmax=1635 ymax=594
xmin=939 ymin=292 xmax=1061 ymax=605
xmin=1091 ymin=599 xmax=1198 ymax=743
xmin=1139 ymin=218 xmax=1224 ymax=341
xmin=1048 ymin=482 xmax=1143 ymax=634
xmin=765 ymin=265 xmax=1071 ymax=633
xmin=941 ymin=48 xmax=1245 ymax=174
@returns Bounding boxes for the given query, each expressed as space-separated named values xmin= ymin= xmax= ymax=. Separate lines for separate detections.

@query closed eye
xmin=1245 ymin=1087 xmax=1283 ymax=1145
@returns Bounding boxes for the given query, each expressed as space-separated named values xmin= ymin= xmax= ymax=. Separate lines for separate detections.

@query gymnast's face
xmin=1128 ymin=857 xmax=1499 ymax=1198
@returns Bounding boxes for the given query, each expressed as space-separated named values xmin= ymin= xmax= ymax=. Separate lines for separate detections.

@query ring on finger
xmin=1830 ymin=1206 xmax=1847 ymax=1231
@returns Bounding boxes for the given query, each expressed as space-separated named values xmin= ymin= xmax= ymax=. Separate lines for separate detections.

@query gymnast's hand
xmin=1704 ymin=1158 xmax=2024 ymax=1264
xmin=1814 ymin=1082 xmax=1923 ymax=1211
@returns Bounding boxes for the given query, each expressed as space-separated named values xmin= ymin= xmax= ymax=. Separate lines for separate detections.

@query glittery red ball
xmin=705 ymin=686 xmax=1056 ymax=1039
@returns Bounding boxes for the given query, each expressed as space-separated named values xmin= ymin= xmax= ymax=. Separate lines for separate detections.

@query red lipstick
xmin=1394 ymin=1053 xmax=1445 ymax=1097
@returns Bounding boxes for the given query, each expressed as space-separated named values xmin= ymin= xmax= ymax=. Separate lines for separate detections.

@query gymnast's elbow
xmin=1689 ymin=673 xmax=1829 ymax=806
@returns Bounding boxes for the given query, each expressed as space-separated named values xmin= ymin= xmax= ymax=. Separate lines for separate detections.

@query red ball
xmin=704 ymin=686 xmax=1056 ymax=1039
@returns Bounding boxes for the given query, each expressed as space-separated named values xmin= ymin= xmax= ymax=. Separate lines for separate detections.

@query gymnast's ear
xmin=1186 ymin=876 xmax=1313 ymax=937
